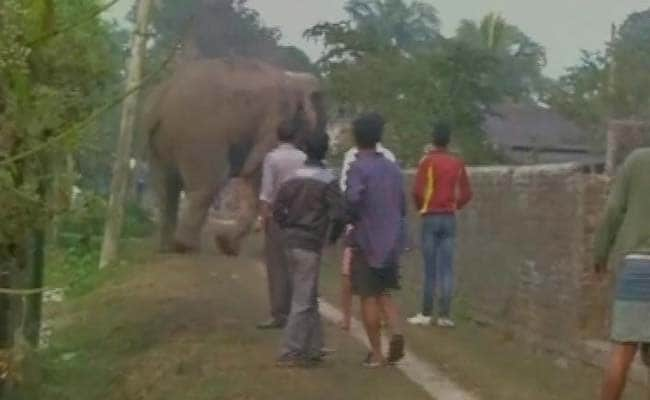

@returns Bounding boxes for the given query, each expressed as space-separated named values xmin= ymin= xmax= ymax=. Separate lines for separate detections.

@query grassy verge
xmin=319 ymin=245 xmax=645 ymax=400
xmin=20 ymin=241 xmax=431 ymax=400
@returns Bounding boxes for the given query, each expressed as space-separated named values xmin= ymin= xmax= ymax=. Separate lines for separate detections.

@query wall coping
xmin=403 ymin=162 xmax=583 ymax=177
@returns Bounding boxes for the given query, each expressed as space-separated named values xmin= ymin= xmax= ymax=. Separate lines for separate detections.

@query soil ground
xmin=33 ymin=242 xmax=430 ymax=400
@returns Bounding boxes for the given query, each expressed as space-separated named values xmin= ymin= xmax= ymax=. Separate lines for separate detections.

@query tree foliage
xmin=149 ymin=0 xmax=315 ymax=73
xmin=306 ymin=0 xmax=441 ymax=64
xmin=306 ymin=0 xmax=511 ymax=164
xmin=546 ymin=8 xmax=650 ymax=136
xmin=0 ymin=0 xmax=122 ymax=250
xmin=610 ymin=9 xmax=650 ymax=118
xmin=455 ymin=13 xmax=547 ymax=102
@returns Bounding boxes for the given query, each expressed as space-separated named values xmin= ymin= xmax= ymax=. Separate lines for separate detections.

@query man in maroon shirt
xmin=408 ymin=122 xmax=472 ymax=328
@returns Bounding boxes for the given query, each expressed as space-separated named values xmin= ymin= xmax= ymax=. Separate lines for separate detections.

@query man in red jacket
xmin=408 ymin=122 xmax=472 ymax=328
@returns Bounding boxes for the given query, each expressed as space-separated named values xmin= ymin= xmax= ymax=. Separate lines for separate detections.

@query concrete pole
xmin=99 ymin=0 xmax=153 ymax=269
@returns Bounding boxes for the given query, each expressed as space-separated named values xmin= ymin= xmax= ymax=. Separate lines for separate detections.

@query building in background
xmin=483 ymin=103 xmax=604 ymax=167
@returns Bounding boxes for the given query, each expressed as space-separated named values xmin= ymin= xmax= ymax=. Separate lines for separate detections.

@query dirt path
xmin=38 ymin=250 xmax=432 ymax=400
xmin=38 ymin=237 xmax=645 ymax=400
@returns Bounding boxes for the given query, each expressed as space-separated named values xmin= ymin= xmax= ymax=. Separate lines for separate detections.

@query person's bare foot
xmin=362 ymin=352 xmax=386 ymax=368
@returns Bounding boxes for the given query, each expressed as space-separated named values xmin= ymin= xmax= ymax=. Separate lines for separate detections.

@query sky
xmin=108 ymin=0 xmax=650 ymax=77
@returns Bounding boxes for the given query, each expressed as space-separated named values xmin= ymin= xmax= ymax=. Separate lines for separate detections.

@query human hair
xmin=304 ymin=133 xmax=330 ymax=161
xmin=353 ymin=113 xmax=384 ymax=150
xmin=432 ymin=122 xmax=452 ymax=147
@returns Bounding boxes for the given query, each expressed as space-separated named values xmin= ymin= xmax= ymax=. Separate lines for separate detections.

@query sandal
xmin=642 ymin=343 xmax=650 ymax=367
xmin=387 ymin=334 xmax=405 ymax=364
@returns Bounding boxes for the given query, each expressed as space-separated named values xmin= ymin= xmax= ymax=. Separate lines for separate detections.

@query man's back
xmin=413 ymin=150 xmax=472 ymax=214
xmin=340 ymin=143 xmax=396 ymax=192
xmin=611 ymin=149 xmax=650 ymax=255
xmin=273 ymin=164 xmax=344 ymax=252
xmin=346 ymin=152 xmax=405 ymax=268
xmin=259 ymin=143 xmax=306 ymax=204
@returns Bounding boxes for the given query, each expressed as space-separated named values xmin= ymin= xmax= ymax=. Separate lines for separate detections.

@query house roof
xmin=483 ymin=103 xmax=592 ymax=151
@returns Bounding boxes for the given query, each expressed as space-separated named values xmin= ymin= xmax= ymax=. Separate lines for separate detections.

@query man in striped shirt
xmin=408 ymin=122 xmax=472 ymax=328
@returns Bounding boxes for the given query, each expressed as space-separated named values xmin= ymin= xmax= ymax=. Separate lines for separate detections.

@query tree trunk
xmin=99 ymin=0 xmax=153 ymax=269
xmin=23 ymin=230 xmax=44 ymax=347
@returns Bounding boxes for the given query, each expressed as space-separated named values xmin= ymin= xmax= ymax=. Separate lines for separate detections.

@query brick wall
xmin=606 ymin=120 xmax=650 ymax=175
xmin=403 ymin=164 xmax=610 ymax=356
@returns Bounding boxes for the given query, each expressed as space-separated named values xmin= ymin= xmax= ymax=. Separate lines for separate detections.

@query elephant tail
xmin=142 ymin=81 xmax=171 ymax=164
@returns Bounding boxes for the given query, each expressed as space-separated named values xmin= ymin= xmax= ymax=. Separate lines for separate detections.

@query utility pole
xmin=608 ymin=23 xmax=617 ymax=98
xmin=99 ymin=0 xmax=153 ymax=269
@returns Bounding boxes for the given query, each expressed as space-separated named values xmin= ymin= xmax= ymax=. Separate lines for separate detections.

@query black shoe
xmin=257 ymin=319 xmax=285 ymax=330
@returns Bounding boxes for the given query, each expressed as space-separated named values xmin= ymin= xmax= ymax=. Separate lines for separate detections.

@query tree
xmin=306 ymin=0 xmax=503 ymax=164
xmin=545 ymin=51 xmax=609 ymax=133
xmin=148 ymin=0 xmax=315 ymax=72
xmin=0 ymin=0 xmax=123 ymax=390
xmin=545 ymin=8 xmax=650 ymax=141
xmin=306 ymin=0 xmax=441 ymax=64
xmin=455 ymin=13 xmax=547 ymax=102
xmin=610 ymin=9 xmax=650 ymax=118
xmin=99 ymin=0 xmax=154 ymax=270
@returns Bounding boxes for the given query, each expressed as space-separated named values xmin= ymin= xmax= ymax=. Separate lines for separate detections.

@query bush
xmin=46 ymin=246 xmax=101 ymax=298
xmin=57 ymin=190 xmax=154 ymax=248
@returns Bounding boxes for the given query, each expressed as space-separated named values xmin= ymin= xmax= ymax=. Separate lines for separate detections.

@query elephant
xmin=144 ymin=58 xmax=326 ymax=253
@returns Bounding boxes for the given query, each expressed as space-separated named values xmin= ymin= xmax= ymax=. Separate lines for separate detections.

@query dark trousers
xmin=421 ymin=214 xmax=456 ymax=317
xmin=280 ymin=248 xmax=323 ymax=358
xmin=265 ymin=219 xmax=291 ymax=323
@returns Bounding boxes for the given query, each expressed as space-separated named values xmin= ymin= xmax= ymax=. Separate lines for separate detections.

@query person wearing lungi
xmin=594 ymin=148 xmax=650 ymax=400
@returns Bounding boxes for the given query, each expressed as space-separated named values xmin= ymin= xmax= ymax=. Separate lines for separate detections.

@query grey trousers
xmin=280 ymin=248 xmax=324 ymax=358
xmin=265 ymin=220 xmax=291 ymax=323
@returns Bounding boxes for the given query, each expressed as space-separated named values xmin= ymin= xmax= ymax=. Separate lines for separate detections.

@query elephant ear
xmin=310 ymin=91 xmax=328 ymax=135
xmin=289 ymin=101 xmax=311 ymax=150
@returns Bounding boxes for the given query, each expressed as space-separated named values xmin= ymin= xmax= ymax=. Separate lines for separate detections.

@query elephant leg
xmin=214 ymin=177 xmax=258 ymax=256
xmin=175 ymin=152 xmax=228 ymax=252
xmin=175 ymin=188 xmax=217 ymax=252
xmin=154 ymin=166 xmax=182 ymax=252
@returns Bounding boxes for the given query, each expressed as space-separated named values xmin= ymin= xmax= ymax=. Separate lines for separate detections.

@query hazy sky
xmin=108 ymin=0 xmax=649 ymax=77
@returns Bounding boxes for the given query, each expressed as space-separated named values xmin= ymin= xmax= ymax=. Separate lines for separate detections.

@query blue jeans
xmin=420 ymin=214 xmax=456 ymax=318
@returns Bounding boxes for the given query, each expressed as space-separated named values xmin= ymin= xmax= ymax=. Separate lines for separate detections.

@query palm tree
xmin=305 ymin=0 xmax=442 ymax=62
xmin=344 ymin=0 xmax=440 ymax=51
xmin=456 ymin=13 xmax=547 ymax=101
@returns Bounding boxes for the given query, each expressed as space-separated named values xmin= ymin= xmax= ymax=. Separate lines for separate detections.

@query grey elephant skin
xmin=144 ymin=58 xmax=326 ymax=254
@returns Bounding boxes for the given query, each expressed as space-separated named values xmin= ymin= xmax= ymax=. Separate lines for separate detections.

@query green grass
xmin=45 ymin=238 xmax=152 ymax=299
xmin=23 ymin=244 xmax=432 ymax=400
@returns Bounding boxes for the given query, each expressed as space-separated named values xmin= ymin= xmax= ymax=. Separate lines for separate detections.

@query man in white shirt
xmin=257 ymin=120 xmax=306 ymax=330
xmin=338 ymin=141 xmax=396 ymax=331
